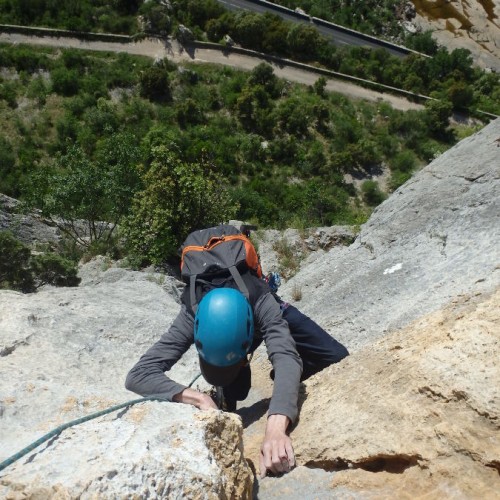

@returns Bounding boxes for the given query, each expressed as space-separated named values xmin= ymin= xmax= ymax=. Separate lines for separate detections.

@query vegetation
xmin=1 ymin=0 xmax=498 ymax=116
xmin=0 ymin=0 xmax=140 ymax=34
xmin=23 ymin=135 xmax=141 ymax=248
xmin=122 ymin=147 xmax=237 ymax=264
xmin=1 ymin=0 xmax=496 ymax=266
xmin=162 ymin=2 xmax=499 ymax=116
xmin=0 ymin=41 xmax=488 ymax=266
xmin=0 ymin=231 xmax=80 ymax=293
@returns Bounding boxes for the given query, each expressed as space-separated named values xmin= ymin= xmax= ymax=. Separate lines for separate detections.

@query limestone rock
xmin=282 ymin=118 xmax=500 ymax=352
xmin=0 ymin=194 xmax=60 ymax=247
xmin=292 ymin=289 xmax=500 ymax=497
xmin=1 ymin=404 xmax=252 ymax=499
xmin=411 ymin=0 xmax=500 ymax=71
xmin=0 ymin=262 xmax=254 ymax=498
xmin=1 ymin=120 xmax=499 ymax=499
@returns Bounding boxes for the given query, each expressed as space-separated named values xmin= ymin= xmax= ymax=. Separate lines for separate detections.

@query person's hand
xmin=173 ymin=388 xmax=218 ymax=410
xmin=259 ymin=414 xmax=295 ymax=478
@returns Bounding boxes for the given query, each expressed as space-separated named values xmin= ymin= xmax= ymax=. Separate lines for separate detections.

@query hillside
xmin=1 ymin=119 xmax=498 ymax=498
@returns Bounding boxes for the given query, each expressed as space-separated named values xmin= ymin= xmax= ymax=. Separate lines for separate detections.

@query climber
xmin=125 ymin=225 xmax=348 ymax=478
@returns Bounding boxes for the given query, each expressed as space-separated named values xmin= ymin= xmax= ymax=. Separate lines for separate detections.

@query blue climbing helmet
xmin=194 ymin=288 xmax=254 ymax=386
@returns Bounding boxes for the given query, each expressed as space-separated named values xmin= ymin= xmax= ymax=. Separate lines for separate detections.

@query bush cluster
xmin=0 ymin=231 xmax=80 ymax=293
xmin=0 ymin=40 xmax=488 ymax=265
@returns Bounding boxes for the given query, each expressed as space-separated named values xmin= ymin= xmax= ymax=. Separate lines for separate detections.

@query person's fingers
xmin=260 ymin=435 xmax=295 ymax=477
xmin=285 ymin=440 xmax=295 ymax=468
xmin=277 ymin=441 xmax=291 ymax=473
xmin=259 ymin=451 xmax=265 ymax=478
xmin=260 ymin=444 xmax=271 ymax=478
xmin=271 ymin=441 xmax=286 ymax=473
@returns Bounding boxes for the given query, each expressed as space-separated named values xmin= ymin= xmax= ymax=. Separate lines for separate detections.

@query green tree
xmin=232 ymin=12 xmax=267 ymax=51
xmin=361 ymin=180 xmax=386 ymax=206
xmin=139 ymin=1 xmax=171 ymax=35
xmin=0 ymin=231 xmax=34 ymax=292
xmin=312 ymin=76 xmax=327 ymax=97
xmin=447 ymin=82 xmax=474 ymax=111
xmin=30 ymin=253 xmax=80 ymax=288
xmin=406 ymin=31 xmax=438 ymax=56
xmin=0 ymin=231 xmax=80 ymax=292
xmin=248 ymin=63 xmax=280 ymax=98
xmin=424 ymin=99 xmax=453 ymax=138
xmin=51 ymin=67 xmax=79 ymax=96
xmin=123 ymin=146 xmax=238 ymax=263
xmin=286 ymin=24 xmax=322 ymax=60
xmin=140 ymin=63 xmax=172 ymax=102
xmin=24 ymin=137 xmax=140 ymax=248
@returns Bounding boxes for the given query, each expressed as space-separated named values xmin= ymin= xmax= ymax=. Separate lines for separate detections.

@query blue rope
xmin=0 ymin=373 xmax=203 ymax=474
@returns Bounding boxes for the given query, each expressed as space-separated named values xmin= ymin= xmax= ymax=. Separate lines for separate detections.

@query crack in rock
xmin=305 ymin=453 xmax=423 ymax=474
xmin=418 ymin=386 xmax=498 ymax=425
xmin=486 ymin=460 xmax=500 ymax=475
xmin=0 ymin=340 xmax=28 ymax=357
xmin=460 ymin=172 xmax=487 ymax=182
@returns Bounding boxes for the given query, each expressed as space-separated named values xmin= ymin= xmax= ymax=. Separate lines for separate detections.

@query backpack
xmin=180 ymin=224 xmax=262 ymax=313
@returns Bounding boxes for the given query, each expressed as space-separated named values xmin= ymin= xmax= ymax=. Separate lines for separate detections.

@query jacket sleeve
xmin=125 ymin=305 xmax=194 ymax=401
xmin=254 ymin=292 xmax=303 ymax=423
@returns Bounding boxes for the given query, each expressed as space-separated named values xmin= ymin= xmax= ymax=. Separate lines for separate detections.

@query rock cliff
xmin=411 ymin=0 xmax=500 ymax=71
xmin=1 ymin=119 xmax=499 ymax=498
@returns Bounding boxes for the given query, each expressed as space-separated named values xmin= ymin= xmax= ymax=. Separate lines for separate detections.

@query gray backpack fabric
xmin=179 ymin=225 xmax=262 ymax=313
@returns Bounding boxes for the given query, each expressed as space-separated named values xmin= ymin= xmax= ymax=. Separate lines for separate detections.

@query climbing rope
xmin=0 ymin=373 xmax=203 ymax=474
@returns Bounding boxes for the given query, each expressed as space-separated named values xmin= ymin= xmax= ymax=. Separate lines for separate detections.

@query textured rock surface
xmin=281 ymin=118 xmax=500 ymax=352
xmin=292 ymin=289 xmax=500 ymax=498
xmin=0 ymin=194 xmax=60 ymax=247
xmin=411 ymin=0 xmax=500 ymax=71
xmin=1 ymin=405 xmax=252 ymax=499
xmin=254 ymin=226 xmax=356 ymax=278
xmin=0 ymin=261 xmax=255 ymax=498
xmin=1 ymin=121 xmax=499 ymax=498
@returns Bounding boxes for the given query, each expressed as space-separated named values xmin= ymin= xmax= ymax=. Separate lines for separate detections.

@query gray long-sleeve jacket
xmin=125 ymin=290 xmax=303 ymax=423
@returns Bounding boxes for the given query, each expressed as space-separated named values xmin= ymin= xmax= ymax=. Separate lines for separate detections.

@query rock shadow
xmin=238 ymin=383 xmax=308 ymax=430
xmin=238 ymin=398 xmax=271 ymax=428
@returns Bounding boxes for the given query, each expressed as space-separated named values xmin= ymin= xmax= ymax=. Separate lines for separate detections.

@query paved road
xmin=0 ymin=32 xmax=423 ymax=111
xmin=216 ymin=0 xmax=414 ymax=57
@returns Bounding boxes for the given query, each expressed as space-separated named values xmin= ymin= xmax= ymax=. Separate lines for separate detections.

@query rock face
xmin=0 ymin=260 xmax=252 ymax=499
xmin=282 ymin=118 xmax=500 ymax=352
xmin=0 ymin=194 xmax=60 ymax=247
xmin=411 ymin=0 xmax=500 ymax=71
xmin=292 ymin=289 xmax=500 ymax=497
xmin=1 ymin=405 xmax=252 ymax=499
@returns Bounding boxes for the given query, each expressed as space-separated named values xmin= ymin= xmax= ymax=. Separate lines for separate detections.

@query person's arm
xmin=254 ymin=292 xmax=303 ymax=477
xmin=125 ymin=304 xmax=215 ymax=409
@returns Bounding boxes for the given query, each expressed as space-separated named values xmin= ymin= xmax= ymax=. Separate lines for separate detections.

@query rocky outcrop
xmin=411 ymin=0 xmax=500 ymax=71
xmin=0 ymin=194 xmax=60 ymax=247
xmin=0 ymin=259 xmax=254 ymax=498
xmin=282 ymin=118 xmax=500 ymax=352
xmin=292 ymin=289 xmax=500 ymax=497
xmin=1 ymin=405 xmax=252 ymax=499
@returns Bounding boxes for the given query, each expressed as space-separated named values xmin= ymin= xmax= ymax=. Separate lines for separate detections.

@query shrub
xmin=272 ymin=238 xmax=301 ymax=279
xmin=0 ymin=231 xmax=34 ymax=292
xmin=30 ymin=253 xmax=81 ymax=287
xmin=51 ymin=67 xmax=80 ymax=96
xmin=123 ymin=146 xmax=238 ymax=264
xmin=140 ymin=64 xmax=172 ymax=102
xmin=24 ymin=136 xmax=141 ymax=248
xmin=0 ymin=232 xmax=80 ymax=293
xmin=389 ymin=150 xmax=417 ymax=173
xmin=361 ymin=180 xmax=386 ymax=206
